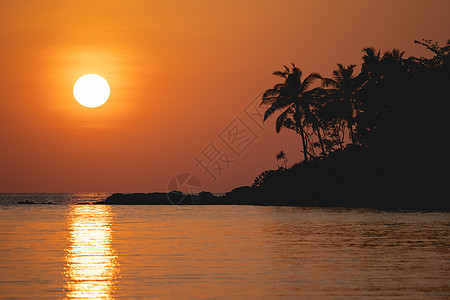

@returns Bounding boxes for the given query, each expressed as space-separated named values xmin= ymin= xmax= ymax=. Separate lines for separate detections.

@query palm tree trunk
xmin=298 ymin=124 xmax=309 ymax=161
xmin=316 ymin=126 xmax=326 ymax=155
xmin=348 ymin=100 xmax=355 ymax=144
xmin=294 ymin=109 xmax=308 ymax=161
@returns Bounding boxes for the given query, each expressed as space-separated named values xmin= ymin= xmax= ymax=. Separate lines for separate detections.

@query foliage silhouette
xmin=261 ymin=64 xmax=324 ymax=160
xmin=99 ymin=39 xmax=449 ymax=210
xmin=321 ymin=64 xmax=361 ymax=144
xmin=255 ymin=38 xmax=450 ymax=209
xmin=261 ymin=39 xmax=449 ymax=156
xmin=276 ymin=150 xmax=288 ymax=170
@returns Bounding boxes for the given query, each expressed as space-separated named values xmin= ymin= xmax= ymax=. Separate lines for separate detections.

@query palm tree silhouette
xmin=361 ymin=47 xmax=383 ymax=84
xmin=322 ymin=64 xmax=361 ymax=143
xmin=382 ymin=49 xmax=406 ymax=79
xmin=276 ymin=150 xmax=288 ymax=169
xmin=261 ymin=64 xmax=323 ymax=161
xmin=384 ymin=48 xmax=405 ymax=61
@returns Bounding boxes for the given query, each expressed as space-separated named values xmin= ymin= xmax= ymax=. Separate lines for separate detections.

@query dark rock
xmin=224 ymin=186 xmax=259 ymax=205
xmin=18 ymin=200 xmax=36 ymax=204
xmin=96 ymin=192 xmax=174 ymax=205
xmin=196 ymin=191 xmax=219 ymax=204
xmin=167 ymin=191 xmax=187 ymax=204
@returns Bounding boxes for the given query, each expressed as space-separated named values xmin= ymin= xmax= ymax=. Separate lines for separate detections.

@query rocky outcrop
xmin=94 ymin=187 xmax=262 ymax=205
xmin=94 ymin=147 xmax=449 ymax=210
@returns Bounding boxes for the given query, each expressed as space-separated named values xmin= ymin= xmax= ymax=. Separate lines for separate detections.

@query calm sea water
xmin=0 ymin=194 xmax=448 ymax=299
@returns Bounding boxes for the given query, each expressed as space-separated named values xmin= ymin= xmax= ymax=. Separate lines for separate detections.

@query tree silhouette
xmin=321 ymin=64 xmax=361 ymax=144
xmin=361 ymin=47 xmax=383 ymax=84
xmin=276 ymin=150 xmax=288 ymax=169
xmin=260 ymin=39 xmax=449 ymax=161
xmin=253 ymin=38 xmax=449 ymax=210
xmin=261 ymin=64 xmax=323 ymax=161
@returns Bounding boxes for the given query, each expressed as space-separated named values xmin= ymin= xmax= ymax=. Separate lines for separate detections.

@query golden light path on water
xmin=65 ymin=205 xmax=119 ymax=299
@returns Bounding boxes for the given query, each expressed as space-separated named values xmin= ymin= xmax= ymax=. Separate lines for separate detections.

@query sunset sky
xmin=1 ymin=0 xmax=449 ymax=193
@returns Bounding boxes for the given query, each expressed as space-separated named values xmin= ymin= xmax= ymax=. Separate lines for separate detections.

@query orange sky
xmin=0 ymin=0 xmax=449 ymax=193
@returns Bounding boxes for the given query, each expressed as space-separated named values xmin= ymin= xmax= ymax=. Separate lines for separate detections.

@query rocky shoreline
xmin=93 ymin=186 xmax=261 ymax=206
xmin=93 ymin=146 xmax=448 ymax=211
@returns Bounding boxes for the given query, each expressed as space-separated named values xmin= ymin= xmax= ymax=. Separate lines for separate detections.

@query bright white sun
xmin=73 ymin=74 xmax=110 ymax=108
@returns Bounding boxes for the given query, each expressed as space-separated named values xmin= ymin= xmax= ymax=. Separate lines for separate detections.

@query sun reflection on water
xmin=65 ymin=205 xmax=119 ymax=299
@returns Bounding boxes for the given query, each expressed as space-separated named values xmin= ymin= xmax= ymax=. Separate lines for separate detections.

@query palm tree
xmin=357 ymin=47 xmax=406 ymax=148
xmin=382 ymin=49 xmax=406 ymax=80
xmin=384 ymin=48 xmax=405 ymax=61
xmin=322 ymin=64 xmax=360 ymax=143
xmin=261 ymin=64 xmax=323 ymax=161
xmin=276 ymin=150 xmax=288 ymax=169
xmin=361 ymin=47 xmax=383 ymax=84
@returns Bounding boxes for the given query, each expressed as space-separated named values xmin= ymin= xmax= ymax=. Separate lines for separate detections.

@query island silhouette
xmin=95 ymin=39 xmax=450 ymax=210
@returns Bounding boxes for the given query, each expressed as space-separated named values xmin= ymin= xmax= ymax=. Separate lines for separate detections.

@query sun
xmin=73 ymin=74 xmax=110 ymax=108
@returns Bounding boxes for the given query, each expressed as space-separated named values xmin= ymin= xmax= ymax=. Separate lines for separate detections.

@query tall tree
xmin=261 ymin=64 xmax=322 ymax=161
xmin=361 ymin=47 xmax=383 ymax=84
xmin=322 ymin=64 xmax=360 ymax=143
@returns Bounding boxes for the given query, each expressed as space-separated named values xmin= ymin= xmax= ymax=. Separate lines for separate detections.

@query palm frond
xmin=276 ymin=151 xmax=286 ymax=160
xmin=273 ymin=83 xmax=285 ymax=90
xmin=275 ymin=107 xmax=293 ymax=133
xmin=362 ymin=47 xmax=381 ymax=64
xmin=383 ymin=48 xmax=405 ymax=61
xmin=273 ymin=70 xmax=287 ymax=78
xmin=263 ymin=98 xmax=292 ymax=121
xmin=300 ymin=72 xmax=322 ymax=92
xmin=414 ymin=39 xmax=439 ymax=55
xmin=261 ymin=84 xmax=289 ymax=105
xmin=322 ymin=77 xmax=339 ymax=88
xmin=291 ymin=65 xmax=302 ymax=80
xmin=337 ymin=63 xmax=345 ymax=71
xmin=362 ymin=47 xmax=378 ymax=57
xmin=262 ymin=88 xmax=280 ymax=99
xmin=260 ymin=96 xmax=279 ymax=106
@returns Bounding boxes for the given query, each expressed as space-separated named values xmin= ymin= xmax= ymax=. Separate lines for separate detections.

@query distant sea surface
xmin=0 ymin=192 xmax=111 ymax=205
xmin=0 ymin=193 xmax=449 ymax=299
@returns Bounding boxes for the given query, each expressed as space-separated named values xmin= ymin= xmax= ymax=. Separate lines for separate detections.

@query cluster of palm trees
xmin=261 ymin=39 xmax=449 ymax=162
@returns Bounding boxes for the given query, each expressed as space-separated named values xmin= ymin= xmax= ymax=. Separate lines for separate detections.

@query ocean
xmin=0 ymin=193 xmax=449 ymax=299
